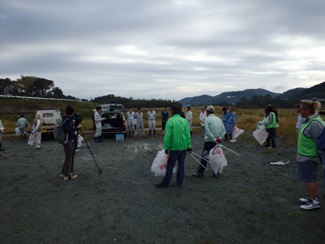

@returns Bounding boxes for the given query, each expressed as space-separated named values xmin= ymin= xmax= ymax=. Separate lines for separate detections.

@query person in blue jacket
xmin=227 ymin=107 xmax=237 ymax=142
xmin=222 ymin=107 xmax=230 ymax=141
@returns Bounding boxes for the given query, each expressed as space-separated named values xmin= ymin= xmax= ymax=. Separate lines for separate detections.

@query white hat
xmin=206 ymin=105 xmax=214 ymax=112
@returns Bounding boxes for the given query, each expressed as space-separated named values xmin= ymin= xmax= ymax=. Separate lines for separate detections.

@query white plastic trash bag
xmin=0 ymin=120 xmax=4 ymax=131
xmin=77 ymin=135 xmax=83 ymax=148
xmin=151 ymin=149 xmax=175 ymax=177
xmin=27 ymin=133 xmax=36 ymax=146
xmin=15 ymin=127 xmax=20 ymax=135
xmin=233 ymin=126 xmax=244 ymax=139
xmin=253 ymin=126 xmax=268 ymax=146
xmin=209 ymin=145 xmax=228 ymax=174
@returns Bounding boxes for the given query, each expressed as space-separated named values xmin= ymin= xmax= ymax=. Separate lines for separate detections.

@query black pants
xmin=197 ymin=141 xmax=216 ymax=174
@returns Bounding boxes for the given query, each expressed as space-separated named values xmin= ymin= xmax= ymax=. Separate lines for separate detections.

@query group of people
xmin=221 ymin=106 xmax=237 ymax=142
xmin=13 ymin=113 xmax=44 ymax=149
xmin=155 ymin=104 xmax=226 ymax=188
xmin=256 ymin=101 xmax=325 ymax=211
xmin=125 ymin=106 xmax=195 ymax=138
xmin=2 ymin=101 xmax=325 ymax=210
xmin=156 ymin=100 xmax=325 ymax=213
xmin=126 ymin=107 xmax=153 ymax=137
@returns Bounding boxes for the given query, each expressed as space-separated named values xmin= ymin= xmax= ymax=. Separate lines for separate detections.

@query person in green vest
xmin=262 ymin=105 xmax=277 ymax=149
xmin=297 ymin=99 xmax=324 ymax=210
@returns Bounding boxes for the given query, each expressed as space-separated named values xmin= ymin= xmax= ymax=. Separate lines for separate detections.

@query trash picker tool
xmin=219 ymin=144 xmax=240 ymax=156
xmin=189 ymin=151 xmax=209 ymax=171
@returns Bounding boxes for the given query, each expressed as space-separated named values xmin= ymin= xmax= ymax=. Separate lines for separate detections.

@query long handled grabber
xmin=219 ymin=144 xmax=240 ymax=156
xmin=188 ymin=151 xmax=209 ymax=171
xmin=80 ymin=129 xmax=102 ymax=174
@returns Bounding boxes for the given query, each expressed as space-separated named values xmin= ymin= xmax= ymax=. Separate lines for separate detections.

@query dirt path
xmin=0 ymin=132 xmax=324 ymax=243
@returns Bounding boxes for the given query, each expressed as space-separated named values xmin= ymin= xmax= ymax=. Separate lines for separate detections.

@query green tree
xmin=0 ymin=78 xmax=14 ymax=95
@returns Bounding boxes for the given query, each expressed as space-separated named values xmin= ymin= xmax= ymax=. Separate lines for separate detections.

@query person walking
xmin=297 ymin=100 xmax=324 ymax=210
xmin=161 ymin=107 xmax=169 ymax=135
xmin=134 ymin=108 xmax=145 ymax=137
xmin=32 ymin=113 xmax=42 ymax=149
xmin=192 ymin=105 xmax=226 ymax=178
xmin=94 ymin=106 xmax=104 ymax=143
xmin=199 ymin=106 xmax=207 ymax=137
xmin=147 ymin=107 xmax=157 ymax=136
xmin=0 ymin=119 xmax=5 ymax=151
xmin=155 ymin=105 xmax=191 ymax=188
xmin=186 ymin=106 xmax=193 ymax=136
xmin=17 ymin=114 xmax=28 ymax=140
xmin=227 ymin=107 xmax=237 ymax=142
xmin=60 ymin=105 xmax=81 ymax=180
xmin=262 ymin=105 xmax=277 ymax=149
xmin=126 ymin=108 xmax=135 ymax=136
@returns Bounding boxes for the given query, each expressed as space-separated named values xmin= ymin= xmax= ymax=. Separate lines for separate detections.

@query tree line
xmin=0 ymin=76 xmax=181 ymax=108
xmin=0 ymin=76 xmax=69 ymax=99
xmin=91 ymin=94 xmax=181 ymax=108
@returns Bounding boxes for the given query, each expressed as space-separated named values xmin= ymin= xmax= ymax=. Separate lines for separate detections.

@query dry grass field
xmin=1 ymin=101 xmax=303 ymax=146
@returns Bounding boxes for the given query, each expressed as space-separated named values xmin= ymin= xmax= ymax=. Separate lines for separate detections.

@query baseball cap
xmin=206 ymin=105 xmax=214 ymax=112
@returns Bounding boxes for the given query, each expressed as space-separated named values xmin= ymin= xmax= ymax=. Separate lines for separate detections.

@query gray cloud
xmin=1 ymin=0 xmax=324 ymax=100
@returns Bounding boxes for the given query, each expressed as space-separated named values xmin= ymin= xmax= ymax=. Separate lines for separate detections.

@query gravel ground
xmin=0 ymin=131 xmax=324 ymax=243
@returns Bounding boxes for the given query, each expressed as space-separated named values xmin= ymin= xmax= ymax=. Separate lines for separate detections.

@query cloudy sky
xmin=1 ymin=0 xmax=325 ymax=100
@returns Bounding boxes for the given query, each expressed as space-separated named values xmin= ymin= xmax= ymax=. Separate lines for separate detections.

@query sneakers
xmin=229 ymin=139 xmax=237 ymax=143
xmin=192 ymin=173 xmax=204 ymax=178
xmin=299 ymin=196 xmax=319 ymax=203
xmin=300 ymin=199 xmax=320 ymax=210
xmin=155 ymin=183 xmax=168 ymax=188
xmin=63 ymin=174 xmax=78 ymax=180
xmin=60 ymin=172 xmax=76 ymax=178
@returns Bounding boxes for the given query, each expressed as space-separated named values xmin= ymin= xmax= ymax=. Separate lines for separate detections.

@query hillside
xmin=179 ymin=82 xmax=325 ymax=106
xmin=180 ymin=88 xmax=280 ymax=106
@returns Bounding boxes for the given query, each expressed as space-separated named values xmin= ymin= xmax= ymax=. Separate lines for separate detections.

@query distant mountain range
xmin=179 ymin=81 xmax=325 ymax=106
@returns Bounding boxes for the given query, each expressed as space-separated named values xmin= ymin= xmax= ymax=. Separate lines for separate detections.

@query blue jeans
xmin=162 ymin=150 xmax=186 ymax=186
xmin=266 ymin=128 xmax=276 ymax=148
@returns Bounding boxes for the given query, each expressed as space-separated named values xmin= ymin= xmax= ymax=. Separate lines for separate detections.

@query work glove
xmin=215 ymin=138 xmax=221 ymax=144
xmin=186 ymin=148 xmax=192 ymax=153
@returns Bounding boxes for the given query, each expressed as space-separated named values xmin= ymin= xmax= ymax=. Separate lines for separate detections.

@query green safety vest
xmin=265 ymin=112 xmax=277 ymax=129
xmin=297 ymin=115 xmax=324 ymax=157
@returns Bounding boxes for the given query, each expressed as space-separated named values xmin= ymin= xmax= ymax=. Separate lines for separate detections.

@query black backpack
xmin=53 ymin=118 xmax=70 ymax=144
